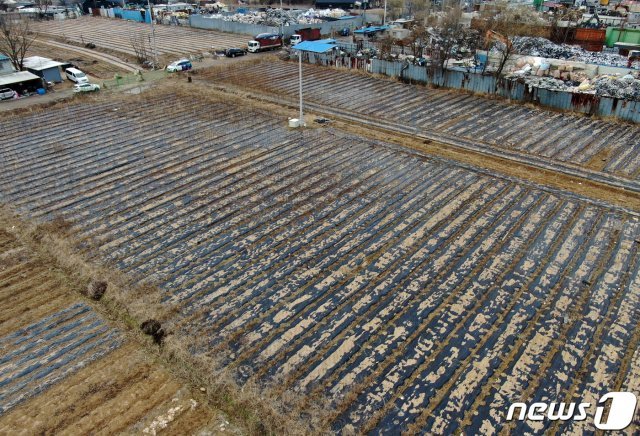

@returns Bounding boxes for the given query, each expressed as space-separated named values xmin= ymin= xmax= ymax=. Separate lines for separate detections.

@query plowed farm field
xmin=203 ymin=60 xmax=640 ymax=189
xmin=1 ymin=90 xmax=639 ymax=434
xmin=27 ymin=40 xmax=131 ymax=79
xmin=31 ymin=16 xmax=249 ymax=58
xmin=0 ymin=225 xmax=221 ymax=434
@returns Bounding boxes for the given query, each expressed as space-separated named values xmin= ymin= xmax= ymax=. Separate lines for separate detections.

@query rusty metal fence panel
xmin=368 ymin=59 xmax=639 ymax=122
xmin=189 ymin=15 xmax=363 ymax=37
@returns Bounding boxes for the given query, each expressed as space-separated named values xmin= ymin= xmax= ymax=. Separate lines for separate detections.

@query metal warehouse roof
xmin=23 ymin=56 xmax=65 ymax=71
xmin=315 ymin=38 xmax=337 ymax=44
xmin=292 ymin=40 xmax=337 ymax=53
xmin=0 ymin=71 xmax=41 ymax=87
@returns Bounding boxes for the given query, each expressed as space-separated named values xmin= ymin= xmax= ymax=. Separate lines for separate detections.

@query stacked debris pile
xmin=205 ymin=8 xmax=348 ymax=26
xmin=591 ymin=74 xmax=640 ymax=99
xmin=428 ymin=26 xmax=481 ymax=60
xmin=508 ymin=66 xmax=640 ymax=100
xmin=510 ymin=36 xmax=640 ymax=69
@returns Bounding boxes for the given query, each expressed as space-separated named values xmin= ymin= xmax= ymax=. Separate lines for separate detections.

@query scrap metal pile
xmin=499 ymin=37 xmax=640 ymax=100
xmin=508 ymin=67 xmax=640 ymax=100
xmin=511 ymin=36 xmax=638 ymax=69
xmin=205 ymin=8 xmax=348 ymax=26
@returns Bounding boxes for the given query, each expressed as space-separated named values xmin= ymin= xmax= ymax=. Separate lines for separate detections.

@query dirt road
xmin=38 ymin=39 xmax=138 ymax=73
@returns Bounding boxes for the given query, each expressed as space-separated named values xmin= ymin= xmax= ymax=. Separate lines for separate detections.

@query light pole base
xmin=288 ymin=118 xmax=305 ymax=128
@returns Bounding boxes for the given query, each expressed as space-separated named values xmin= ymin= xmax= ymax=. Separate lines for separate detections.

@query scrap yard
xmin=1 ymin=0 xmax=640 ymax=433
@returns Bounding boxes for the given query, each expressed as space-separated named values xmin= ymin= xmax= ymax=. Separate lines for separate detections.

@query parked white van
xmin=65 ymin=67 xmax=89 ymax=84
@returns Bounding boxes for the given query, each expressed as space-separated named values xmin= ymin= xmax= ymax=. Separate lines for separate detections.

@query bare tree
xmin=130 ymin=33 xmax=150 ymax=65
xmin=0 ymin=14 xmax=37 ymax=71
xmin=34 ymin=0 xmax=53 ymax=17
xmin=486 ymin=29 xmax=514 ymax=83
xmin=378 ymin=34 xmax=394 ymax=60
xmin=481 ymin=2 xmax=547 ymax=82
xmin=408 ymin=25 xmax=429 ymax=58
xmin=387 ymin=0 xmax=403 ymax=21
xmin=431 ymin=6 xmax=464 ymax=70
xmin=550 ymin=7 xmax=582 ymax=44
xmin=409 ymin=0 xmax=428 ymax=23
xmin=459 ymin=27 xmax=481 ymax=72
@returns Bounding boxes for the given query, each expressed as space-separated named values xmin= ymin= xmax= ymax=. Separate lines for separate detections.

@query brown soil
xmin=0 ymin=212 xmax=228 ymax=435
xmin=0 ymin=344 xmax=224 ymax=435
xmin=0 ymin=205 xmax=319 ymax=434
xmin=584 ymin=146 xmax=614 ymax=172
xmin=28 ymin=40 xmax=128 ymax=80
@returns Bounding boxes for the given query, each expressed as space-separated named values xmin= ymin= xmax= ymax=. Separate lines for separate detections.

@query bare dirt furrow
xmin=2 ymin=88 xmax=638 ymax=434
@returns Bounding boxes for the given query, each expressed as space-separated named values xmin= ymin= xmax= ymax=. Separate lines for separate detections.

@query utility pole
xmin=280 ymin=0 xmax=283 ymax=37
xmin=298 ymin=49 xmax=303 ymax=126
xmin=383 ymin=0 xmax=387 ymax=25
xmin=147 ymin=0 xmax=158 ymax=68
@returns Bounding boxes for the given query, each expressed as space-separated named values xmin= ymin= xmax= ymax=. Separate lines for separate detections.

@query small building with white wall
xmin=23 ymin=56 xmax=65 ymax=83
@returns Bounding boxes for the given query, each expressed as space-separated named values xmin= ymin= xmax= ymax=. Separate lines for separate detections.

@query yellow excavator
xmin=485 ymin=30 xmax=512 ymax=49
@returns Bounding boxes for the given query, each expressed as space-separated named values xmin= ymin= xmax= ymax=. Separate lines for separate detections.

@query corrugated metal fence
xmin=90 ymin=7 xmax=151 ymax=22
xmin=189 ymin=14 xmax=363 ymax=37
xmin=368 ymin=59 xmax=640 ymax=123
xmin=90 ymin=9 xmax=361 ymax=36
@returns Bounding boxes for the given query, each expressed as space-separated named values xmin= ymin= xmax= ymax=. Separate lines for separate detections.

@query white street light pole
xmin=383 ymin=0 xmax=387 ymax=25
xmin=298 ymin=49 xmax=303 ymax=126
xmin=147 ymin=0 xmax=158 ymax=68
xmin=280 ymin=0 xmax=283 ymax=37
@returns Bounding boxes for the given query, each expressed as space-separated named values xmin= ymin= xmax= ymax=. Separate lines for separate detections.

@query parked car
xmin=0 ymin=88 xmax=17 ymax=100
xmin=225 ymin=48 xmax=247 ymax=58
xmin=166 ymin=59 xmax=192 ymax=72
xmin=65 ymin=67 xmax=89 ymax=84
xmin=73 ymin=83 xmax=101 ymax=93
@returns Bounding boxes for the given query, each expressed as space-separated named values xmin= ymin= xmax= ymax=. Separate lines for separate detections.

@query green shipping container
xmin=606 ymin=27 xmax=640 ymax=48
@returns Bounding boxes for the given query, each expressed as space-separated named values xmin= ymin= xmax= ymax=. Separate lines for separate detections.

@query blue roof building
xmin=292 ymin=40 xmax=338 ymax=53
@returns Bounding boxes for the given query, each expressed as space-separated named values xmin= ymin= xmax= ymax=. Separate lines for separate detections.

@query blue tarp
xmin=293 ymin=40 xmax=337 ymax=53
xmin=354 ymin=25 xmax=389 ymax=34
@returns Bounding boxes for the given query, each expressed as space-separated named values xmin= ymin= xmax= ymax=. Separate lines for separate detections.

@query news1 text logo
xmin=507 ymin=392 xmax=638 ymax=430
